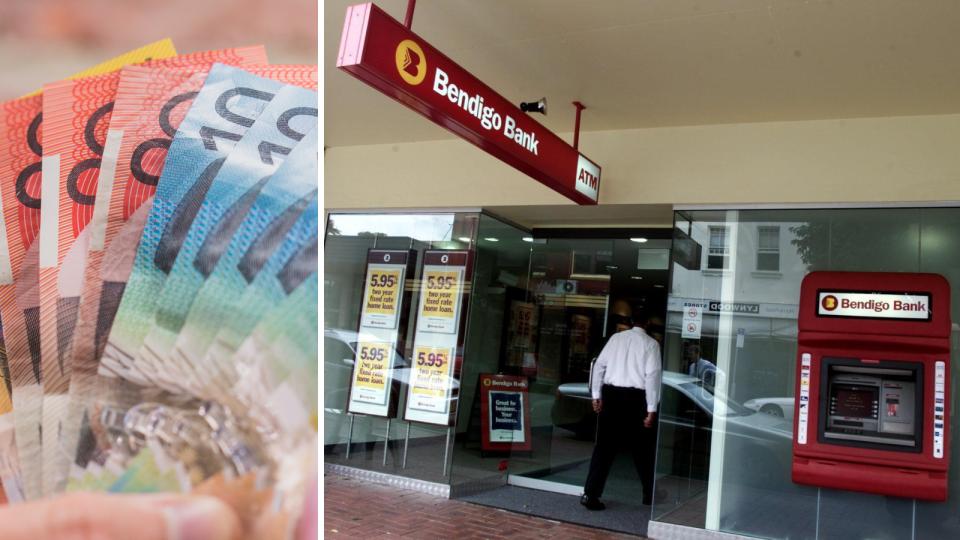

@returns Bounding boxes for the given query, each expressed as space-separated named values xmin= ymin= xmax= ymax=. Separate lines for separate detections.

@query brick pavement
xmin=324 ymin=473 xmax=644 ymax=540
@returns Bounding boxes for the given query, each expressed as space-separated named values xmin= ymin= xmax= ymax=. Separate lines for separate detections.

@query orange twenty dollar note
xmin=1 ymin=37 xmax=178 ymax=502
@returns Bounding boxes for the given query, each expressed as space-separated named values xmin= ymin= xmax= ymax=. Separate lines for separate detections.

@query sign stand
xmin=401 ymin=250 xmax=475 ymax=475
xmin=382 ymin=418 xmax=392 ymax=466
xmin=442 ymin=427 xmax=453 ymax=476
xmin=346 ymin=414 xmax=355 ymax=459
xmin=477 ymin=373 xmax=533 ymax=457
xmin=402 ymin=422 xmax=412 ymax=469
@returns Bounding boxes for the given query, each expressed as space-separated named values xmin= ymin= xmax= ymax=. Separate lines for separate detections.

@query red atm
xmin=792 ymin=271 xmax=951 ymax=501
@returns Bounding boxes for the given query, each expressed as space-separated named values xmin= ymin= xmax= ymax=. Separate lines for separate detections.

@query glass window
xmin=323 ymin=211 xmax=480 ymax=485
xmin=757 ymin=226 xmax=780 ymax=272
xmin=707 ymin=226 xmax=729 ymax=270
xmin=654 ymin=207 xmax=952 ymax=540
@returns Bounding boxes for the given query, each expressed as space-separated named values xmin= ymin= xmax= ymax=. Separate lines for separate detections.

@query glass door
xmin=508 ymin=236 xmax=672 ymax=498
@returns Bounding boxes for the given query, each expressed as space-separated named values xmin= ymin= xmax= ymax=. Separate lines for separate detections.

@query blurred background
xmin=0 ymin=0 xmax=318 ymax=101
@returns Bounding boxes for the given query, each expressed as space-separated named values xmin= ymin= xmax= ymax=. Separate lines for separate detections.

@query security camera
xmin=519 ymin=97 xmax=547 ymax=115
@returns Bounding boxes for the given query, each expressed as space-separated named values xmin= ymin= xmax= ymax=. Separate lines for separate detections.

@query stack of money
xmin=0 ymin=39 xmax=319 ymax=537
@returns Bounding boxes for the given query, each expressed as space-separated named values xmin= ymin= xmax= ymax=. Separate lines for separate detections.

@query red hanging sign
xmin=337 ymin=3 xmax=601 ymax=205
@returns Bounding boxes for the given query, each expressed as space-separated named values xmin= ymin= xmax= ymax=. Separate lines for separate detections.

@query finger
xmin=0 ymin=492 xmax=242 ymax=540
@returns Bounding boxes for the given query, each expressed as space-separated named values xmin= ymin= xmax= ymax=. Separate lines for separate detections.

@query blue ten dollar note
xmin=198 ymin=198 xmax=318 ymax=397
xmin=103 ymin=63 xmax=289 ymax=391
xmin=138 ymin=86 xmax=318 ymax=391
xmin=170 ymin=126 xmax=318 ymax=394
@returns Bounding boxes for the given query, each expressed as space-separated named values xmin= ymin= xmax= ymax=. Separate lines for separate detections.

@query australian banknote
xmin=57 ymin=46 xmax=269 ymax=500
xmin=39 ymin=71 xmax=124 ymax=498
xmin=174 ymin=126 xmax=318 ymax=400
xmin=66 ymin=63 xmax=316 ymax=493
xmin=200 ymin=195 xmax=318 ymax=402
xmin=230 ymin=270 xmax=319 ymax=516
xmin=0 ymin=39 xmax=178 ymax=501
xmin=139 ymin=84 xmax=318 ymax=392
xmin=102 ymin=64 xmax=318 ymax=393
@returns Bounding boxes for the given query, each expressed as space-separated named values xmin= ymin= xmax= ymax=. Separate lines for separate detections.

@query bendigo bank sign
xmin=817 ymin=291 xmax=932 ymax=321
xmin=338 ymin=3 xmax=601 ymax=205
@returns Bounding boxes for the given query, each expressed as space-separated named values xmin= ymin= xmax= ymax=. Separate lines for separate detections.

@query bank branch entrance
xmin=324 ymin=206 xmax=960 ymax=539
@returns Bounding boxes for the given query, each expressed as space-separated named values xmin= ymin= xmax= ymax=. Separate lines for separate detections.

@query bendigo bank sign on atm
xmin=793 ymin=272 xmax=951 ymax=501
xmin=337 ymin=3 xmax=601 ymax=205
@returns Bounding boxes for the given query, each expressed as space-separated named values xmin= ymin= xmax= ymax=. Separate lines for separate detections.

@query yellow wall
xmin=325 ymin=113 xmax=960 ymax=223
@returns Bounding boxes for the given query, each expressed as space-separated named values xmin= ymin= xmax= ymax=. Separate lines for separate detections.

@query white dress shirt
xmin=590 ymin=327 xmax=662 ymax=412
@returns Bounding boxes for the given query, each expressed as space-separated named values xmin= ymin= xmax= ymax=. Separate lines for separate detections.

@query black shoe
xmin=642 ymin=495 xmax=652 ymax=505
xmin=581 ymin=494 xmax=606 ymax=511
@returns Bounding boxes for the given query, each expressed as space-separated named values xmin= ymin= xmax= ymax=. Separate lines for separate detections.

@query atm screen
xmin=835 ymin=389 xmax=873 ymax=417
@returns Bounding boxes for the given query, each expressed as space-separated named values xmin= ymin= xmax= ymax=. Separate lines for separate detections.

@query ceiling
xmin=324 ymin=0 xmax=960 ymax=148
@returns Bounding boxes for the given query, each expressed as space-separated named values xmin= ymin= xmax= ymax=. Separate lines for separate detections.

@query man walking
xmin=581 ymin=308 xmax=662 ymax=510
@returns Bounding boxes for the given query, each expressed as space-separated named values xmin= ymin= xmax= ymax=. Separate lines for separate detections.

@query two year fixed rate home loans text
xmin=0 ymin=39 xmax=318 ymax=538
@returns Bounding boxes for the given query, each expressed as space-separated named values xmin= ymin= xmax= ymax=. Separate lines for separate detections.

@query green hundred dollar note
xmin=138 ymin=85 xmax=318 ymax=391
xmin=103 ymin=64 xmax=291 ymax=391
xmin=171 ymin=126 xmax=318 ymax=395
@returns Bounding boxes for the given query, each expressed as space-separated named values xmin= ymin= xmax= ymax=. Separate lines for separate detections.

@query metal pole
xmin=382 ymin=419 xmax=392 ymax=466
xmin=403 ymin=422 xmax=412 ymax=469
xmin=572 ymin=101 xmax=586 ymax=150
xmin=442 ymin=427 xmax=452 ymax=476
xmin=346 ymin=414 xmax=355 ymax=459
xmin=404 ymin=0 xmax=417 ymax=29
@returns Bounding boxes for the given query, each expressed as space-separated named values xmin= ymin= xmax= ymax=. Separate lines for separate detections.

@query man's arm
xmin=591 ymin=337 xmax=614 ymax=400
xmin=644 ymin=339 xmax=663 ymax=414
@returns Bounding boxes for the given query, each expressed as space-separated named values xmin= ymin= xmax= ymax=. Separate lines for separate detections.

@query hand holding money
xmin=0 ymin=492 xmax=242 ymax=540
xmin=0 ymin=38 xmax=319 ymax=539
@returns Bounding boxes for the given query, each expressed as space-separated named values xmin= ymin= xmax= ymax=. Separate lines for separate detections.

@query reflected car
xmin=551 ymin=372 xmax=793 ymax=486
xmin=743 ymin=397 xmax=795 ymax=418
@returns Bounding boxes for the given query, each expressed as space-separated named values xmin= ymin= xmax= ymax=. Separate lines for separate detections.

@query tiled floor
xmin=324 ymin=473 xmax=645 ymax=539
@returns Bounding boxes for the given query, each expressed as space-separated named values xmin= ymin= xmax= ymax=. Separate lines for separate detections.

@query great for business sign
xmin=337 ymin=3 xmax=601 ymax=205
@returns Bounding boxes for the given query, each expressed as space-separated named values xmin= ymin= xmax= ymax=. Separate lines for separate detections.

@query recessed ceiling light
xmin=631 ymin=276 xmax=643 ymax=280
xmin=458 ymin=237 xmax=472 ymax=242
xmin=485 ymin=238 xmax=499 ymax=242
xmin=606 ymin=265 xmax=618 ymax=270
xmin=630 ymin=238 xmax=648 ymax=243
xmin=654 ymin=284 xmax=665 ymax=288
xmin=522 ymin=237 xmax=534 ymax=242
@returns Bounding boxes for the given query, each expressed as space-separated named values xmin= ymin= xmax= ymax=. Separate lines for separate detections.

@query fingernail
xmin=163 ymin=496 xmax=238 ymax=540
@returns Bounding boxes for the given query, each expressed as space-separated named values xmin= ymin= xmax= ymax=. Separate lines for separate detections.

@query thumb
xmin=0 ymin=492 xmax=242 ymax=540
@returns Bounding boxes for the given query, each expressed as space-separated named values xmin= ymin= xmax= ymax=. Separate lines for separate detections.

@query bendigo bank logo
xmin=396 ymin=39 xmax=427 ymax=85
xmin=821 ymin=295 xmax=839 ymax=311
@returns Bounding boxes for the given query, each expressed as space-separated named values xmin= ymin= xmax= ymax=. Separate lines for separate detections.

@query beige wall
xmin=325 ymin=113 xmax=960 ymax=226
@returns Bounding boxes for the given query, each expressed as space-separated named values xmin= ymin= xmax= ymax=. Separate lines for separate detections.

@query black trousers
xmin=583 ymin=384 xmax=656 ymax=499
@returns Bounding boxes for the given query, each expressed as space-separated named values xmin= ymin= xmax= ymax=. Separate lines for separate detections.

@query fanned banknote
xmin=108 ymin=275 xmax=319 ymax=535
xmin=0 ymin=93 xmax=44 ymax=503
xmin=68 ymin=64 xmax=315 ymax=490
xmin=234 ymin=270 xmax=319 ymax=427
xmin=102 ymin=63 xmax=317 ymax=392
xmin=172 ymin=126 xmax=317 ymax=399
xmin=39 ymin=71 xmax=123 ymax=499
xmin=139 ymin=84 xmax=318 ymax=392
xmin=0 ymin=39 xmax=178 ymax=501
xmin=50 ymin=47 xmax=270 ymax=500
xmin=231 ymin=271 xmax=319 ymax=513
xmin=202 ymin=199 xmax=318 ymax=400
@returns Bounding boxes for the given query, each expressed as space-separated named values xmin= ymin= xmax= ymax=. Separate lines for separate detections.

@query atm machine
xmin=792 ymin=272 xmax=951 ymax=501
